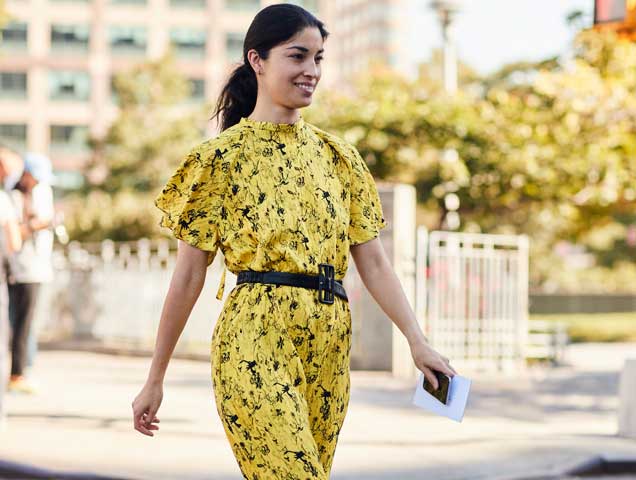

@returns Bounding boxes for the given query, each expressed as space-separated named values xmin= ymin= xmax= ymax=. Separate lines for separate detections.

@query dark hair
xmin=211 ymin=3 xmax=329 ymax=132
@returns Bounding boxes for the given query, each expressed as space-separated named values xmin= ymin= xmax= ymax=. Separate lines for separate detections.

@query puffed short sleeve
xmin=347 ymin=145 xmax=388 ymax=245
xmin=154 ymin=142 xmax=227 ymax=267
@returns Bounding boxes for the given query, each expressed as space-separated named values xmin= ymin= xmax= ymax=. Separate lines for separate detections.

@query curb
xmin=0 ymin=459 xmax=134 ymax=480
xmin=493 ymin=455 xmax=636 ymax=480
xmin=39 ymin=340 xmax=209 ymax=362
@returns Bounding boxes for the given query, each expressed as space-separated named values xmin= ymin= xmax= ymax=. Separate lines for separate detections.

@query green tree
xmin=308 ymin=30 xmax=636 ymax=291
xmin=64 ymin=52 xmax=209 ymax=241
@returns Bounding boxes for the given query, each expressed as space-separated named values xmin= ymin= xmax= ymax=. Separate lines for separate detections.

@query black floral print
xmin=154 ymin=115 xmax=387 ymax=479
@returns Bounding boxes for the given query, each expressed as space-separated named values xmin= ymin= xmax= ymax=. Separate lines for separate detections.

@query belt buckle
xmin=318 ymin=263 xmax=335 ymax=304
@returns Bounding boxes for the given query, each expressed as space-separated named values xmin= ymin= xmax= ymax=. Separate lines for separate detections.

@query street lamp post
xmin=430 ymin=0 xmax=461 ymax=94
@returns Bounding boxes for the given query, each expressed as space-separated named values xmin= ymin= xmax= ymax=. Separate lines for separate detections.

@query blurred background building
xmin=593 ymin=0 xmax=636 ymax=38
xmin=0 ymin=0 xmax=415 ymax=189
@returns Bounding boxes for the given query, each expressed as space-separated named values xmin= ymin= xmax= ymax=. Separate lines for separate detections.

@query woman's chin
xmin=287 ymin=99 xmax=312 ymax=110
xmin=297 ymin=96 xmax=313 ymax=107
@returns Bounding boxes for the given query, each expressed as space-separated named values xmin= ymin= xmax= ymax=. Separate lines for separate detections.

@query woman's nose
xmin=304 ymin=61 xmax=319 ymax=77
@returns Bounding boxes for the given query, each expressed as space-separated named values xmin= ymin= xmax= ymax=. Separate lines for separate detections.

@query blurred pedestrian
xmin=0 ymin=144 xmax=23 ymax=430
xmin=7 ymin=153 xmax=55 ymax=395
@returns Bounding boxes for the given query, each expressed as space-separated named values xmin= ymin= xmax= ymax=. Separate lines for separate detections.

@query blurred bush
xmin=306 ymin=30 xmax=636 ymax=293
xmin=63 ymin=30 xmax=636 ymax=293
xmin=63 ymin=51 xmax=209 ymax=243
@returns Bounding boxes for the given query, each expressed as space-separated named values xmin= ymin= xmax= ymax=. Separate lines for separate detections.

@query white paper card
xmin=412 ymin=372 xmax=471 ymax=422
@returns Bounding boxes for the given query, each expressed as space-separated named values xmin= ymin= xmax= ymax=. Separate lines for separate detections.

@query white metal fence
xmin=35 ymin=239 xmax=375 ymax=365
xmin=35 ymin=227 xmax=531 ymax=373
xmin=36 ymin=239 xmax=227 ymax=357
xmin=419 ymin=229 xmax=530 ymax=372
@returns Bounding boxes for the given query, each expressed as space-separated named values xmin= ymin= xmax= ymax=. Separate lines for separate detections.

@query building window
xmin=109 ymin=26 xmax=147 ymax=55
xmin=50 ymin=125 xmax=89 ymax=153
xmin=225 ymin=32 xmax=244 ymax=63
xmin=51 ymin=24 xmax=90 ymax=53
xmin=0 ymin=72 xmax=27 ymax=99
xmin=49 ymin=70 xmax=91 ymax=101
xmin=170 ymin=28 xmax=206 ymax=58
xmin=0 ymin=124 xmax=27 ymax=150
xmin=170 ymin=0 xmax=206 ymax=8
xmin=0 ymin=22 xmax=28 ymax=51
xmin=286 ymin=0 xmax=318 ymax=12
xmin=225 ymin=0 xmax=259 ymax=11
xmin=111 ymin=0 xmax=147 ymax=5
xmin=188 ymin=78 xmax=205 ymax=100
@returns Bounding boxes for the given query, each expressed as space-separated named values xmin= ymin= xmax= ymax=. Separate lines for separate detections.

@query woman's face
xmin=252 ymin=26 xmax=324 ymax=110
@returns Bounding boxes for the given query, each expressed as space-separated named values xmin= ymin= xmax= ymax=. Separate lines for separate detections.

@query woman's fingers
xmin=143 ymin=413 xmax=160 ymax=426
xmin=133 ymin=407 xmax=159 ymax=436
xmin=439 ymin=355 xmax=458 ymax=377
xmin=421 ymin=366 xmax=439 ymax=390
xmin=134 ymin=412 xmax=153 ymax=436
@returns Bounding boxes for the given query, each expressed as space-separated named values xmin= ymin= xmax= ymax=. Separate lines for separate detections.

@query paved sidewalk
xmin=0 ymin=343 xmax=635 ymax=480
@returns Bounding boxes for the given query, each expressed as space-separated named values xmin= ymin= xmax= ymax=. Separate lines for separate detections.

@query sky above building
xmin=410 ymin=0 xmax=594 ymax=75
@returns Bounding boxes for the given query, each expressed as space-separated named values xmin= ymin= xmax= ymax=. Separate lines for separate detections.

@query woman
xmin=132 ymin=4 xmax=457 ymax=478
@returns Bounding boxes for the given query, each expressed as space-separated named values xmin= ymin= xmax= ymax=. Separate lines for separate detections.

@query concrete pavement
xmin=0 ymin=343 xmax=635 ymax=480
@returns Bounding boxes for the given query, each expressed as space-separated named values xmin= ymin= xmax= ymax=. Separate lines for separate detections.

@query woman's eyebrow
xmin=286 ymin=46 xmax=325 ymax=54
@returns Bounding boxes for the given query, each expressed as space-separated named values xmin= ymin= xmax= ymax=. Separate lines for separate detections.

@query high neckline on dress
xmin=239 ymin=115 xmax=305 ymax=134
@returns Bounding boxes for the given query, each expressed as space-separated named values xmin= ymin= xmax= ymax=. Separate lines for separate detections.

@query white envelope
xmin=412 ymin=372 xmax=471 ymax=422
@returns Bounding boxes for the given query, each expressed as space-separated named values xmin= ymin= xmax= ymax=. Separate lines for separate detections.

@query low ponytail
xmin=211 ymin=63 xmax=257 ymax=133
xmin=210 ymin=4 xmax=329 ymax=132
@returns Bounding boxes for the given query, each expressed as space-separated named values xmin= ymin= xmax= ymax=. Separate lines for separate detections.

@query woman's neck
xmin=248 ymin=100 xmax=300 ymax=125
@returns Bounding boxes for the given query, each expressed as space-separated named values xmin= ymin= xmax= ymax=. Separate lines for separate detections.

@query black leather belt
xmin=236 ymin=263 xmax=347 ymax=304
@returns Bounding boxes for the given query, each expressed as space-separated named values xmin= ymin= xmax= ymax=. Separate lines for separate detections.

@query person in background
xmin=0 ymin=144 xmax=23 ymax=430
xmin=7 ymin=153 xmax=55 ymax=395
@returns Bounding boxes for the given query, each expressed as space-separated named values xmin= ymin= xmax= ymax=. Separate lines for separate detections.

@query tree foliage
xmin=306 ymin=30 xmax=636 ymax=291
xmin=63 ymin=30 xmax=636 ymax=291
xmin=64 ymin=52 xmax=209 ymax=242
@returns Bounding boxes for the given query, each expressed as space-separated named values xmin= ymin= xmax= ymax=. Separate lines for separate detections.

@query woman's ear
xmin=247 ymin=49 xmax=263 ymax=75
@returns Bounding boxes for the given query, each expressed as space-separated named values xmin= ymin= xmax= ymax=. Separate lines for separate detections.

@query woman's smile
xmin=294 ymin=82 xmax=315 ymax=94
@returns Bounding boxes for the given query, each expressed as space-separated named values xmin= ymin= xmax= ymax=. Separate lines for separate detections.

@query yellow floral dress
xmin=154 ymin=115 xmax=387 ymax=479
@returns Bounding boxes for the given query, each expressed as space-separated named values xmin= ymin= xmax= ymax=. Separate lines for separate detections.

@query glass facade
xmin=109 ymin=26 xmax=147 ymax=55
xmin=170 ymin=0 xmax=206 ymax=8
xmin=51 ymin=24 xmax=90 ymax=53
xmin=50 ymin=125 xmax=90 ymax=152
xmin=170 ymin=28 xmax=206 ymax=58
xmin=286 ymin=0 xmax=319 ymax=12
xmin=0 ymin=72 xmax=27 ymax=99
xmin=225 ymin=0 xmax=259 ymax=11
xmin=225 ymin=32 xmax=244 ymax=63
xmin=49 ymin=70 xmax=91 ymax=101
xmin=111 ymin=0 xmax=147 ymax=5
xmin=0 ymin=124 xmax=27 ymax=150
xmin=0 ymin=22 xmax=28 ymax=51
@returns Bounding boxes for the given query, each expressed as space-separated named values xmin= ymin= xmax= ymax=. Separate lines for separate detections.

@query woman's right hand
xmin=132 ymin=381 xmax=163 ymax=436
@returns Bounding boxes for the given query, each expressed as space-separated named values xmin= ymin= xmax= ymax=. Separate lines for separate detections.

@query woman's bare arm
xmin=350 ymin=237 xmax=457 ymax=385
xmin=350 ymin=237 xmax=429 ymax=345
xmin=146 ymin=240 xmax=210 ymax=385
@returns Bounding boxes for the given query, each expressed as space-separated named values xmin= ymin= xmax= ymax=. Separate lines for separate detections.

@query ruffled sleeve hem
xmin=344 ymin=144 xmax=388 ymax=246
xmin=154 ymin=141 xmax=229 ymax=267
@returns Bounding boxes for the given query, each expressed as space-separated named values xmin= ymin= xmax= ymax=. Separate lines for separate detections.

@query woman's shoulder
xmin=306 ymin=122 xmax=349 ymax=147
xmin=187 ymin=122 xmax=245 ymax=166
xmin=305 ymin=122 xmax=361 ymax=164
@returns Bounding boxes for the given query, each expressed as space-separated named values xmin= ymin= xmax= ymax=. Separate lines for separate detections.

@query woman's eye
xmin=316 ymin=57 xmax=324 ymax=62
